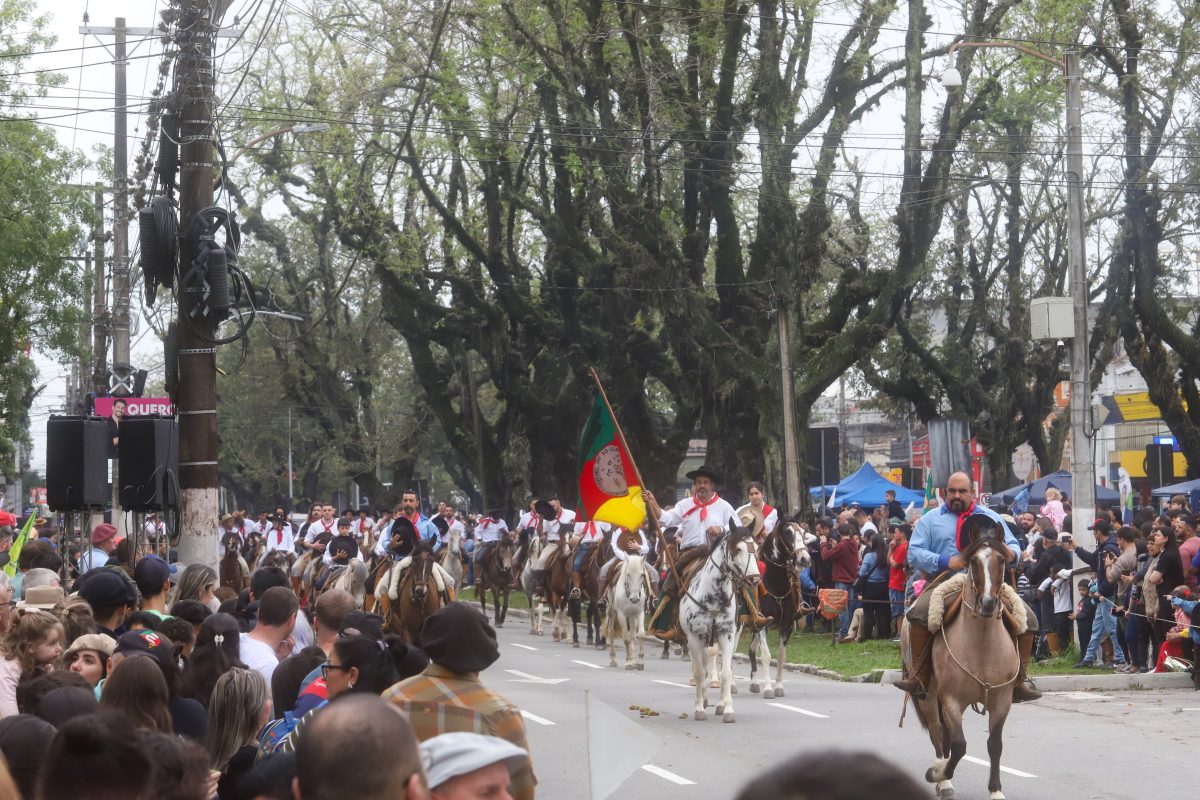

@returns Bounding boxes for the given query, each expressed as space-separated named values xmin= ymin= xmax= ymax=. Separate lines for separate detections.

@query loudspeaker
xmin=900 ymin=466 xmax=924 ymax=490
xmin=1145 ymin=444 xmax=1175 ymax=488
xmin=119 ymin=417 xmax=178 ymax=511
xmin=46 ymin=416 xmax=109 ymax=511
xmin=805 ymin=427 xmax=840 ymax=487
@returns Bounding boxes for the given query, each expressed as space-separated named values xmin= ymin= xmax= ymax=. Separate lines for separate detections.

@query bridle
xmin=684 ymin=532 xmax=757 ymax=609
xmin=409 ymin=552 xmax=433 ymax=602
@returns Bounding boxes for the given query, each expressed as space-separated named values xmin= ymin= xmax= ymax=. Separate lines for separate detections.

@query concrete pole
xmin=1064 ymin=50 xmax=1096 ymax=550
xmin=777 ymin=305 xmax=802 ymax=514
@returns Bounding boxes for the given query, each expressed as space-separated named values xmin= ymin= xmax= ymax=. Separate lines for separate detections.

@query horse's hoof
xmin=625 ymin=664 xmax=635 ymax=671
xmin=636 ymin=663 xmax=644 ymax=671
xmin=722 ymin=712 xmax=735 ymax=723
xmin=572 ymin=641 xmax=580 ymax=649
xmin=715 ymin=704 xmax=724 ymax=715
xmin=936 ymin=783 xmax=955 ymax=800
xmin=694 ymin=709 xmax=706 ymax=721
xmin=763 ymin=689 xmax=774 ymax=699
xmin=774 ymin=687 xmax=785 ymax=697
xmin=689 ymin=677 xmax=697 ymax=686
xmin=660 ymin=651 xmax=669 ymax=660
xmin=610 ymin=660 xmax=618 ymax=668
xmin=495 ymin=622 xmax=504 ymax=628
xmin=709 ymin=681 xmax=720 ymax=689
xmin=988 ymin=792 xmax=1005 ymax=800
xmin=750 ymin=682 xmax=760 ymax=694
xmin=537 ymin=630 xmax=544 ymax=636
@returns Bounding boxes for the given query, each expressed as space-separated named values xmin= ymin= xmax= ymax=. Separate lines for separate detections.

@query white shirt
xmin=574 ymin=520 xmax=611 ymax=545
xmin=352 ymin=518 xmax=375 ymax=539
xmin=240 ymin=633 xmax=279 ymax=686
xmin=657 ymin=494 xmax=738 ymax=550
xmin=79 ymin=547 xmax=110 ymax=573
xmin=517 ymin=511 xmax=537 ymax=531
xmin=264 ymin=525 xmax=295 ymax=553
xmin=860 ymin=520 xmax=878 ymax=537
xmin=475 ymin=518 xmax=509 ymax=543
xmin=305 ymin=519 xmax=337 ymax=544
xmin=613 ymin=530 xmax=649 ymax=561
xmin=440 ymin=518 xmax=465 ymax=546
xmin=543 ymin=508 xmax=576 ymax=542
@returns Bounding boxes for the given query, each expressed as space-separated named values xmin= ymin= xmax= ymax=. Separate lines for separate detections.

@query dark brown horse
xmin=570 ymin=542 xmax=609 ymax=649
xmin=545 ymin=539 xmax=574 ymax=642
xmin=389 ymin=550 xmax=442 ymax=645
xmin=477 ymin=538 xmax=514 ymax=627
xmin=745 ymin=522 xmax=811 ymax=698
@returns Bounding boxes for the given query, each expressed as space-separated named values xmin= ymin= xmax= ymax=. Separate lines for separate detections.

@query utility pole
xmin=776 ymin=302 xmax=801 ymax=514
xmin=91 ymin=184 xmax=108 ymax=399
xmin=1064 ymin=50 xmax=1095 ymax=550
xmin=174 ymin=0 xmax=220 ymax=569
xmin=288 ymin=407 xmax=294 ymax=501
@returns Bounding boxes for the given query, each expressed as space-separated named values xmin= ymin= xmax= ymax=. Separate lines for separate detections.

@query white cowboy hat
xmin=737 ymin=505 xmax=764 ymax=539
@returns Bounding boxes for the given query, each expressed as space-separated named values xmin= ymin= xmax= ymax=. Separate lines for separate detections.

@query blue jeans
xmin=573 ymin=544 xmax=595 ymax=572
xmin=1083 ymin=599 xmax=1125 ymax=664
xmin=889 ymin=589 xmax=905 ymax=619
xmin=836 ymin=581 xmax=853 ymax=636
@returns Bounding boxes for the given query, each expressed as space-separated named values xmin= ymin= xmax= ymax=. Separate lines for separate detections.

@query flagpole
xmin=586 ymin=367 xmax=677 ymax=577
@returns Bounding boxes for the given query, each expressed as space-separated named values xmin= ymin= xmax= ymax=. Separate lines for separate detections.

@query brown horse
xmin=571 ymin=542 xmax=609 ymax=650
xmin=388 ymin=550 xmax=442 ymax=645
xmin=902 ymin=525 xmax=1019 ymax=800
xmin=477 ymin=538 xmax=514 ymax=628
xmin=544 ymin=538 xmax=575 ymax=642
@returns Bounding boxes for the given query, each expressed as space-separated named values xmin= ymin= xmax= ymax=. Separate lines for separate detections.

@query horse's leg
xmin=773 ymin=617 xmax=791 ymax=698
xmin=634 ymin=603 xmax=645 ymax=669
xmin=498 ymin=587 xmax=509 ymax=627
xmin=717 ymin=633 xmax=736 ymax=722
xmin=921 ymin=696 xmax=950 ymax=792
xmin=986 ymin=698 xmax=1012 ymax=800
xmin=479 ymin=580 xmax=488 ymax=617
xmin=759 ymin=629 xmax=776 ymax=698
xmin=747 ymin=628 xmax=760 ymax=694
xmin=608 ymin=603 xmax=619 ymax=668
xmin=929 ymin=698 xmax=965 ymax=800
xmin=708 ymin=644 xmax=720 ymax=689
xmin=688 ymin=633 xmax=708 ymax=721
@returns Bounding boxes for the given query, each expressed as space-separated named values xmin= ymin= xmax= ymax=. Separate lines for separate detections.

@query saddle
xmin=927 ymin=573 xmax=1028 ymax=638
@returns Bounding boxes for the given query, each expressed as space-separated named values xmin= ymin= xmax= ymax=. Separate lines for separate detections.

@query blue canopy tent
xmin=1150 ymin=477 xmax=1200 ymax=498
xmin=991 ymin=470 xmax=1119 ymax=507
xmin=809 ymin=463 xmax=924 ymax=508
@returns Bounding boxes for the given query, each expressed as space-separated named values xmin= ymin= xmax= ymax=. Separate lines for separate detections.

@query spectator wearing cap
xmin=80 ymin=523 xmax=120 ymax=573
xmin=75 ymin=568 xmax=137 ymax=641
xmin=63 ymin=633 xmax=115 ymax=697
xmin=293 ymin=694 xmax=428 ymax=800
xmin=423 ymin=732 xmax=528 ymax=800
xmin=134 ymin=555 xmax=177 ymax=621
xmin=112 ymin=629 xmax=207 ymax=740
xmin=383 ymin=603 xmax=536 ymax=800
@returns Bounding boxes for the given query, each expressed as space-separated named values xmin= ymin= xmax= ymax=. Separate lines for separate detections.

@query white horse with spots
xmin=520 ymin=532 xmax=546 ymax=636
xmin=439 ymin=526 xmax=465 ymax=595
xmin=606 ymin=553 xmax=649 ymax=670
xmin=679 ymin=524 xmax=760 ymax=723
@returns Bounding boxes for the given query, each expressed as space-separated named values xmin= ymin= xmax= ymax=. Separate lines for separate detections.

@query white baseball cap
xmin=421 ymin=732 xmax=528 ymax=789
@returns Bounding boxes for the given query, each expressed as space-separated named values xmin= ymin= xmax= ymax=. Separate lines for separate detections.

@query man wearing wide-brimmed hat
xmin=644 ymin=466 xmax=770 ymax=640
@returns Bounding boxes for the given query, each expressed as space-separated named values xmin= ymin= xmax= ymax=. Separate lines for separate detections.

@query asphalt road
xmin=480 ymin=611 xmax=1197 ymax=799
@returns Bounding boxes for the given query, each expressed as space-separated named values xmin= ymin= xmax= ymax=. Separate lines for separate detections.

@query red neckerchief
xmin=763 ymin=504 xmax=774 ymax=518
xmin=321 ymin=520 xmax=334 ymax=533
xmin=480 ymin=517 xmax=495 ymax=526
xmin=555 ymin=509 xmax=563 ymax=523
xmin=954 ymin=502 xmax=977 ymax=552
xmin=683 ymin=494 xmax=720 ymax=522
xmin=274 ymin=526 xmax=284 ymax=546
xmin=583 ymin=521 xmax=597 ymax=537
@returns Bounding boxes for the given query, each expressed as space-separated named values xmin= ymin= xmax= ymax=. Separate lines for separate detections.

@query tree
xmin=0 ymin=0 xmax=91 ymax=474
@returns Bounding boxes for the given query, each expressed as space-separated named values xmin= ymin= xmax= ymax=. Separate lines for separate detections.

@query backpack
xmin=258 ymin=710 xmax=302 ymax=757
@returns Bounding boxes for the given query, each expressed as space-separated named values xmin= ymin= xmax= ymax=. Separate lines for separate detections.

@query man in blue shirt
xmin=895 ymin=472 xmax=1042 ymax=702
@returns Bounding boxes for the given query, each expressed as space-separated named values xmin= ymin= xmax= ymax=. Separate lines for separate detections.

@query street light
xmin=941 ymin=41 xmax=1096 ymax=551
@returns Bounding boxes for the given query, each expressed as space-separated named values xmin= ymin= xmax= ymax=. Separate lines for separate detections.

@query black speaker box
xmin=1145 ymin=444 xmax=1175 ymax=489
xmin=119 ymin=417 xmax=179 ymax=511
xmin=805 ymin=427 xmax=841 ymax=487
xmin=46 ymin=416 xmax=110 ymax=511
xmin=900 ymin=466 xmax=924 ymax=490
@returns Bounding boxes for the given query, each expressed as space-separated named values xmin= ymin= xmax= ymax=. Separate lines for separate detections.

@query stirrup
xmin=569 ymin=587 xmax=581 ymax=599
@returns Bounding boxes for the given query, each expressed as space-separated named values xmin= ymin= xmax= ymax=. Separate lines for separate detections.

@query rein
xmin=683 ymin=536 xmax=755 ymax=612
xmin=939 ymin=562 xmax=1019 ymax=711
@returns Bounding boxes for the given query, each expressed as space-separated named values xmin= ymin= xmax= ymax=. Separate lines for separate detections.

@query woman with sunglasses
xmin=263 ymin=633 xmax=427 ymax=756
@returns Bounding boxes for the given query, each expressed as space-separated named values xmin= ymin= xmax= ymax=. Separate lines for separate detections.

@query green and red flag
xmin=578 ymin=394 xmax=646 ymax=531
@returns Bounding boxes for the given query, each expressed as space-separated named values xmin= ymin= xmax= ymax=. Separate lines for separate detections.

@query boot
xmin=653 ymin=627 xmax=677 ymax=642
xmin=741 ymin=587 xmax=773 ymax=629
xmin=647 ymin=593 xmax=673 ymax=638
xmin=1012 ymin=631 xmax=1043 ymax=703
xmin=893 ymin=622 xmax=933 ymax=698
xmin=570 ymin=572 xmax=582 ymax=600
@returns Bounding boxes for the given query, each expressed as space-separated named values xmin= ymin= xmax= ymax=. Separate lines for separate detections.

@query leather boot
xmin=1012 ymin=630 xmax=1043 ymax=703
xmin=647 ymin=594 xmax=672 ymax=638
xmin=741 ymin=587 xmax=773 ymax=629
xmin=893 ymin=622 xmax=933 ymax=697
xmin=570 ymin=572 xmax=582 ymax=599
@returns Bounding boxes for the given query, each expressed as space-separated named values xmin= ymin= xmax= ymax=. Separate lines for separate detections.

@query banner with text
xmin=94 ymin=397 xmax=175 ymax=418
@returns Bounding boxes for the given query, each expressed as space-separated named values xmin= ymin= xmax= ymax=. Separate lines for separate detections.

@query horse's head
xmin=960 ymin=516 xmax=1011 ymax=618
xmin=722 ymin=523 xmax=761 ymax=586
xmin=496 ymin=538 xmax=515 ymax=576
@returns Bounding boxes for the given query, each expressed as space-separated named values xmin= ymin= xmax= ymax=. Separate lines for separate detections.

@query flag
xmin=4 ymin=514 xmax=35 ymax=579
xmin=578 ymin=394 xmax=646 ymax=531
xmin=1011 ymin=486 xmax=1031 ymax=516
xmin=924 ymin=472 xmax=936 ymax=507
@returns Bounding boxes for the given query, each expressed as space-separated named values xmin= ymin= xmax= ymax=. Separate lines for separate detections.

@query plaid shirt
xmin=382 ymin=665 xmax=537 ymax=799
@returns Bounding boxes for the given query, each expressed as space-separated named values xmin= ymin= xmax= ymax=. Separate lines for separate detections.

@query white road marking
xmin=572 ymin=659 xmax=603 ymax=670
xmin=510 ymin=643 xmax=539 ymax=651
xmin=504 ymin=669 xmax=569 ymax=685
xmin=653 ymin=679 xmax=693 ymax=689
xmin=961 ymin=756 xmax=1037 ymax=778
xmin=520 ymin=710 xmax=556 ymax=726
xmin=767 ymin=702 xmax=829 ymax=719
xmin=641 ymin=764 xmax=696 ymax=785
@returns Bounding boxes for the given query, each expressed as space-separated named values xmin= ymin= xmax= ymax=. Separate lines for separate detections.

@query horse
xmin=678 ymin=523 xmax=760 ymax=723
xmin=569 ymin=541 xmax=608 ymax=650
xmin=744 ymin=522 xmax=812 ymax=699
xmin=519 ymin=531 xmax=546 ymax=635
xmin=902 ymin=528 xmax=1019 ymax=800
xmin=606 ymin=553 xmax=649 ymax=670
xmin=439 ymin=526 xmax=465 ymax=594
xmin=544 ymin=537 xmax=575 ymax=642
xmin=327 ymin=558 xmax=369 ymax=609
xmin=476 ymin=538 xmax=514 ymax=627
xmin=255 ymin=547 xmax=294 ymax=574
xmin=388 ymin=549 xmax=442 ymax=645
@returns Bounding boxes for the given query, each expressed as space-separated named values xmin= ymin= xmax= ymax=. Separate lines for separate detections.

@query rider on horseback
xmin=471 ymin=511 xmax=510 ymax=584
xmin=569 ymin=518 xmax=611 ymax=599
xmin=893 ymin=472 xmax=1042 ymax=703
xmin=529 ymin=497 xmax=575 ymax=597
xmin=599 ymin=528 xmax=649 ymax=587
xmin=314 ymin=524 xmax=359 ymax=594
xmin=645 ymin=466 xmax=772 ymax=641
xmin=388 ymin=516 xmax=455 ymax=605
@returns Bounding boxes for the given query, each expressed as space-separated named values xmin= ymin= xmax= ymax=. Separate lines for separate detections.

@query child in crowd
xmin=0 ymin=610 xmax=64 ymax=717
xmin=1069 ymin=579 xmax=1096 ymax=657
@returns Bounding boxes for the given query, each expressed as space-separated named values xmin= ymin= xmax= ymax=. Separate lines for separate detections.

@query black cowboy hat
xmin=685 ymin=465 xmax=723 ymax=484
xmin=534 ymin=499 xmax=556 ymax=520
xmin=390 ymin=516 xmax=418 ymax=541
xmin=432 ymin=515 xmax=449 ymax=536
